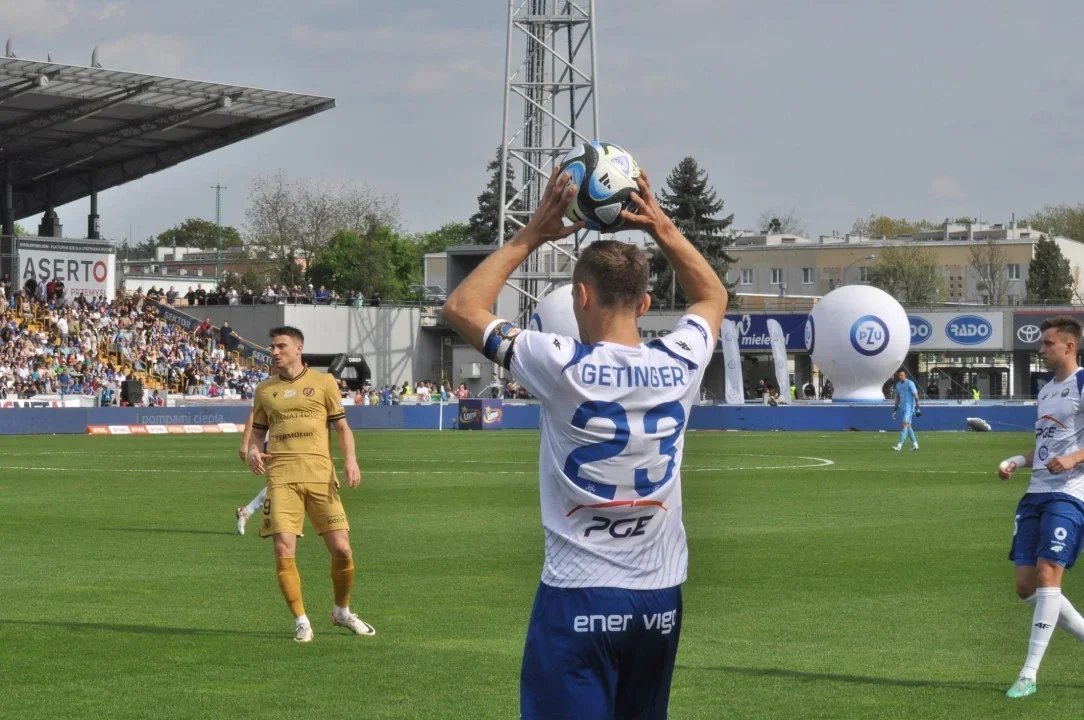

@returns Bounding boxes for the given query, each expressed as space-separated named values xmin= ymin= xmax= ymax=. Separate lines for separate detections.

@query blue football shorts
xmin=1009 ymin=492 xmax=1084 ymax=569
xmin=520 ymin=582 xmax=682 ymax=720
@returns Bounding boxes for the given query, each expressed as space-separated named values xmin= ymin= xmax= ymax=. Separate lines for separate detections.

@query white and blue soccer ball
xmin=557 ymin=141 xmax=640 ymax=232
xmin=529 ymin=284 xmax=581 ymax=340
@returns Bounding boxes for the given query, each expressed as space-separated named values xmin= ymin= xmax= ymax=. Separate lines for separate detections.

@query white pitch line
xmin=0 ymin=456 xmax=837 ymax=476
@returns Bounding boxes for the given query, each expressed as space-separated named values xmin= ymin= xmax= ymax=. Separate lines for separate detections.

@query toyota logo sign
xmin=1017 ymin=325 xmax=1041 ymax=344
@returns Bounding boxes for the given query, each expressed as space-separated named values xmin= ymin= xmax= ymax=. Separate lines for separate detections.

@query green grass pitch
xmin=2 ymin=429 xmax=1083 ymax=719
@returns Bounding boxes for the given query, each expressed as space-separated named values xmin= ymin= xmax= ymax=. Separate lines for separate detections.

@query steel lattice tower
xmin=498 ymin=0 xmax=599 ymax=325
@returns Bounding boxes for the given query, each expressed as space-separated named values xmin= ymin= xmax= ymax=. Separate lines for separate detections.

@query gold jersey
xmin=251 ymin=368 xmax=346 ymax=484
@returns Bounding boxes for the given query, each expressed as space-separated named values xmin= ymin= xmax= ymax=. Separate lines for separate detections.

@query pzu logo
xmin=584 ymin=514 xmax=653 ymax=539
xmin=850 ymin=315 xmax=890 ymax=357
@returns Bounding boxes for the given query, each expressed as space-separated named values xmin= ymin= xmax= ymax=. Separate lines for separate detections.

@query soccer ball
xmin=557 ymin=141 xmax=640 ymax=232
xmin=528 ymin=284 xmax=580 ymax=340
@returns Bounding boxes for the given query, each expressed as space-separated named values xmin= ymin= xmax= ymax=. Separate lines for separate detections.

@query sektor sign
xmin=17 ymin=238 xmax=116 ymax=300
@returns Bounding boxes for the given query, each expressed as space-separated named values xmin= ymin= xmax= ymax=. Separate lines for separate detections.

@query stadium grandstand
xmin=0 ymin=51 xmax=339 ymax=407
xmin=0 ymin=53 xmax=334 ymax=281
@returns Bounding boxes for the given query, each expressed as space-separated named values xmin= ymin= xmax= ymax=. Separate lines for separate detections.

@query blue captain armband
xmin=482 ymin=319 xmax=522 ymax=370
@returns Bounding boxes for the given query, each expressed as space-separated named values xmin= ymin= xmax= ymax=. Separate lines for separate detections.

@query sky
xmin=3 ymin=0 xmax=1084 ymax=243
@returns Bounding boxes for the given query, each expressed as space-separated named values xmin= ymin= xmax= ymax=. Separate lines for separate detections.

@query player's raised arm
xmin=618 ymin=169 xmax=728 ymax=342
xmin=442 ymin=169 xmax=585 ymax=355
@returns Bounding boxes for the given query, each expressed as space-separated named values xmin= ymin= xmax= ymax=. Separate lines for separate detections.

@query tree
xmin=1028 ymin=204 xmax=1084 ymax=242
xmin=869 ymin=245 xmax=944 ymax=304
xmin=851 ymin=214 xmax=937 ymax=238
xmin=244 ymin=170 xmax=300 ymax=279
xmin=649 ymin=157 xmax=735 ymax=307
xmin=13 ymin=222 xmax=27 ymax=235
xmin=244 ymin=171 xmax=400 ymax=281
xmin=414 ymin=222 xmax=472 ymax=262
xmin=968 ymin=238 xmax=1009 ymax=304
xmin=156 ymin=217 xmax=243 ymax=250
xmin=308 ymin=226 xmax=418 ymax=300
xmin=1026 ymin=235 xmax=1075 ymax=304
xmin=757 ymin=208 xmax=805 ymax=236
xmin=469 ymin=147 xmax=522 ymax=245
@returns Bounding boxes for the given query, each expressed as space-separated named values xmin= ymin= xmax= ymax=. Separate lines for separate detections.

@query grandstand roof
xmin=0 ymin=57 xmax=335 ymax=221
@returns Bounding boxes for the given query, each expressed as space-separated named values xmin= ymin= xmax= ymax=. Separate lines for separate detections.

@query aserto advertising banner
xmin=1013 ymin=311 xmax=1084 ymax=351
xmin=17 ymin=238 xmax=116 ymax=300
xmin=906 ymin=311 xmax=1004 ymax=351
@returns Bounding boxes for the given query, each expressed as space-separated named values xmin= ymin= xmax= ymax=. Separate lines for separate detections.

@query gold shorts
xmin=259 ymin=456 xmax=349 ymax=537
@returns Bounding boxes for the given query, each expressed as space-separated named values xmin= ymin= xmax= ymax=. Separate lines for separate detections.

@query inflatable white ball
xmin=528 ymin=284 xmax=581 ymax=340
xmin=805 ymin=285 xmax=910 ymax=402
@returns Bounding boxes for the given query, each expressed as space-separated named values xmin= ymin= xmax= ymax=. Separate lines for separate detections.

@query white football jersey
xmin=1029 ymin=368 xmax=1084 ymax=502
xmin=495 ymin=314 xmax=714 ymax=590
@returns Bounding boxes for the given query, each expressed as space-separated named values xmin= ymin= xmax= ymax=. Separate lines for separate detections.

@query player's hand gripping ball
xmin=557 ymin=141 xmax=640 ymax=232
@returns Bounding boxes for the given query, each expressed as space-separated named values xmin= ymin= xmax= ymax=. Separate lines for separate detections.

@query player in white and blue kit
xmin=443 ymin=168 xmax=727 ymax=719
xmin=892 ymin=370 xmax=920 ymax=451
xmin=998 ymin=315 xmax=1084 ymax=699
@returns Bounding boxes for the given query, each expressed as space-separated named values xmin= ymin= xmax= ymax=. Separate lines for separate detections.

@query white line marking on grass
xmin=2 ymin=456 xmax=837 ymax=476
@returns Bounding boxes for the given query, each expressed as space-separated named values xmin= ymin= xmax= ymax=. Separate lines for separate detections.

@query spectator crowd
xmin=139 ymin=283 xmax=378 ymax=308
xmin=0 ymin=275 xmax=268 ymax=404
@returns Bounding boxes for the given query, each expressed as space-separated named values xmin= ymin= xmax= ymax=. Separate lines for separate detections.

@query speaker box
xmin=121 ymin=380 xmax=143 ymax=405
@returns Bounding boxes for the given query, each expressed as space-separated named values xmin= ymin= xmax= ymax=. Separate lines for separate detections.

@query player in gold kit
xmin=247 ymin=326 xmax=375 ymax=642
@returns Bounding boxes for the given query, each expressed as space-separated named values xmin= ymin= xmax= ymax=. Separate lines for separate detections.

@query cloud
xmin=97 ymin=33 xmax=187 ymax=76
xmin=3 ymin=0 xmax=81 ymax=35
xmin=285 ymin=24 xmax=500 ymax=97
xmin=929 ymin=175 xmax=967 ymax=200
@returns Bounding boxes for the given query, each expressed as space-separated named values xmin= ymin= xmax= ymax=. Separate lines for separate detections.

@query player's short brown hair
xmin=269 ymin=326 xmax=305 ymax=343
xmin=572 ymin=240 xmax=649 ymax=310
xmin=1040 ymin=315 xmax=1082 ymax=346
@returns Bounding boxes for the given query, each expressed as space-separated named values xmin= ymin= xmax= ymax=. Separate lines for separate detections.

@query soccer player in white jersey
xmin=235 ymin=408 xmax=267 ymax=535
xmin=443 ymin=167 xmax=727 ymax=719
xmin=998 ymin=315 xmax=1084 ymax=699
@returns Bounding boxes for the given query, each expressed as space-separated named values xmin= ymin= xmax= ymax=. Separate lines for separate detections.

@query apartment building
xmin=723 ymin=222 xmax=1084 ymax=305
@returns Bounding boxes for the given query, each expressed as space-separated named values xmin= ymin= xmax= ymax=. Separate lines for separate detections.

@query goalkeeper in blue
xmin=892 ymin=369 xmax=920 ymax=451
xmin=998 ymin=315 xmax=1084 ymax=699
xmin=442 ymin=167 xmax=727 ymax=719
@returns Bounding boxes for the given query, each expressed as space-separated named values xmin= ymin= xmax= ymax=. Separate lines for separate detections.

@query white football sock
xmin=334 ymin=605 xmax=350 ymax=620
xmin=1022 ymin=587 xmax=1061 ymax=680
xmin=1025 ymin=590 xmax=1084 ymax=641
xmin=244 ymin=486 xmax=268 ymax=517
xmin=295 ymin=613 xmax=310 ymax=628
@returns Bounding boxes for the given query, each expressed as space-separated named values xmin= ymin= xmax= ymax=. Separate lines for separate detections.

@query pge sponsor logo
xmin=460 ymin=408 xmax=480 ymax=423
xmin=850 ymin=315 xmax=890 ymax=356
xmin=945 ymin=315 xmax=992 ymax=345
xmin=908 ymin=316 xmax=932 ymax=345
xmin=583 ymin=514 xmax=653 ymax=539
xmin=1036 ymin=426 xmax=1059 ymax=440
xmin=483 ymin=407 xmax=503 ymax=424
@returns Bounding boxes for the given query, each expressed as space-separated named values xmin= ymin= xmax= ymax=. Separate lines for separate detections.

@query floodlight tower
xmin=498 ymin=0 xmax=599 ymax=325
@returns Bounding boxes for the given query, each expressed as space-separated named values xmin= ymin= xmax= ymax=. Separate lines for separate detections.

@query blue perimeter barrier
xmin=0 ymin=403 xmax=1037 ymax=435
